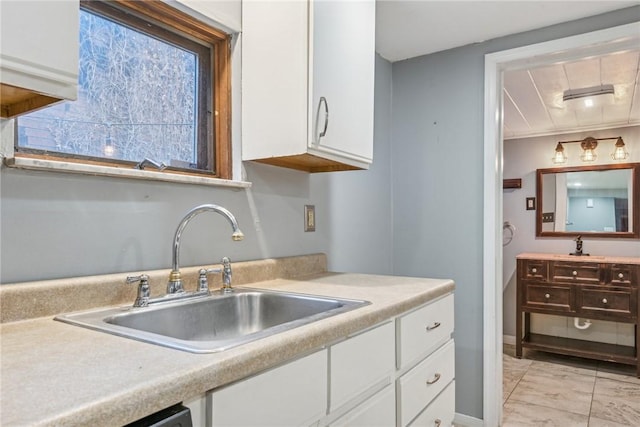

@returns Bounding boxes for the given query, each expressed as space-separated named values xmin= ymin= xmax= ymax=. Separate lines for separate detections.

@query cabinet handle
xmin=426 ymin=322 xmax=441 ymax=331
xmin=618 ymin=273 xmax=624 ymax=279
xmin=426 ymin=373 xmax=441 ymax=385
xmin=434 ymin=419 xmax=442 ymax=427
xmin=318 ymin=96 xmax=329 ymax=138
xmin=602 ymin=298 xmax=608 ymax=304
xmin=572 ymin=270 xmax=578 ymax=276
xmin=545 ymin=293 xmax=550 ymax=299
xmin=531 ymin=268 xmax=537 ymax=274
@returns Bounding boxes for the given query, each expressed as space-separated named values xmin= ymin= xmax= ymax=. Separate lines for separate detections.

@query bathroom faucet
xmin=168 ymin=204 xmax=244 ymax=294
xmin=570 ymin=235 xmax=589 ymax=256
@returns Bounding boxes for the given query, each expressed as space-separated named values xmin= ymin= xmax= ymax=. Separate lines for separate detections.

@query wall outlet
xmin=304 ymin=205 xmax=315 ymax=232
xmin=542 ymin=212 xmax=555 ymax=223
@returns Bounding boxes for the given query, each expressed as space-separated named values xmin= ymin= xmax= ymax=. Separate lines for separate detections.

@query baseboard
xmin=454 ymin=412 xmax=484 ymax=426
xmin=503 ymin=334 xmax=516 ymax=346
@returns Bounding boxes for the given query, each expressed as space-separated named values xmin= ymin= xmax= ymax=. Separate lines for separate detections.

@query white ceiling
xmin=375 ymin=1 xmax=640 ymax=138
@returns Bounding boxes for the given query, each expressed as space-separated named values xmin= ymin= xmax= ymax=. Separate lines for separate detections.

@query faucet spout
xmin=168 ymin=204 xmax=244 ymax=294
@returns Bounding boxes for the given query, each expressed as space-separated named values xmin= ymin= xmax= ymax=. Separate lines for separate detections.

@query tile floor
xmin=502 ymin=345 xmax=640 ymax=426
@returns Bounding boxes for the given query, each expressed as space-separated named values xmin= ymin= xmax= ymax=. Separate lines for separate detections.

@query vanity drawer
xmin=551 ymin=262 xmax=601 ymax=284
xmin=397 ymin=339 xmax=454 ymax=427
xmin=520 ymin=260 xmax=548 ymax=281
xmin=523 ymin=283 xmax=574 ymax=313
xmin=577 ymin=286 xmax=637 ymax=321
xmin=608 ymin=264 xmax=637 ymax=286
xmin=397 ymin=294 xmax=454 ymax=369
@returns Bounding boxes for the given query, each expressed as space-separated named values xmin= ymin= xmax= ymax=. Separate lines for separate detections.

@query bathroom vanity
xmin=516 ymin=253 xmax=640 ymax=377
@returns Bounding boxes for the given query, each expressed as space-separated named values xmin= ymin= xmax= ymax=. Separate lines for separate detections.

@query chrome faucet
xmin=167 ymin=204 xmax=244 ymax=294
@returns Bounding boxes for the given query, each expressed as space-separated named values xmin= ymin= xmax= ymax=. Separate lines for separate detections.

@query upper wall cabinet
xmin=0 ymin=0 xmax=79 ymax=118
xmin=241 ymin=0 xmax=375 ymax=172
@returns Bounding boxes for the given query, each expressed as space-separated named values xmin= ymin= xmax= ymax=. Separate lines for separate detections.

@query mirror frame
xmin=536 ymin=162 xmax=640 ymax=239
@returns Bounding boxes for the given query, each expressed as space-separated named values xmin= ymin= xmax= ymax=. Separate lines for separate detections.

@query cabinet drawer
xmin=577 ymin=287 xmax=637 ymax=321
xmin=398 ymin=294 xmax=454 ymax=369
xmin=523 ymin=283 xmax=573 ymax=313
xmin=408 ymin=380 xmax=455 ymax=427
xmin=329 ymin=384 xmax=395 ymax=427
xmin=551 ymin=262 xmax=601 ymax=283
xmin=398 ymin=339 xmax=455 ymax=427
xmin=330 ymin=321 xmax=395 ymax=411
xmin=608 ymin=264 xmax=636 ymax=286
xmin=210 ymin=350 xmax=327 ymax=427
xmin=521 ymin=260 xmax=548 ymax=281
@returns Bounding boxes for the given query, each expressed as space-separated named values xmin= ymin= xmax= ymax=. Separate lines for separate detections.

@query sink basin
xmin=55 ymin=288 xmax=370 ymax=353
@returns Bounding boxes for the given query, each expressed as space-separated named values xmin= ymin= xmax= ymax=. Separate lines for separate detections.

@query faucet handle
xmin=221 ymin=257 xmax=233 ymax=292
xmin=198 ymin=268 xmax=221 ymax=292
xmin=126 ymin=274 xmax=150 ymax=307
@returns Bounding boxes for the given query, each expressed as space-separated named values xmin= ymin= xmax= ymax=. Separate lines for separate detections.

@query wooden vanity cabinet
xmin=516 ymin=254 xmax=640 ymax=377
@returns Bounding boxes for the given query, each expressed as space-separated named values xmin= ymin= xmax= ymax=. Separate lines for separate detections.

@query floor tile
xmin=502 ymin=401 xmax=588 ymax=427
xmin=590 ymin=377 xmax=640 ymax=426
xmin=588 ymin=415 xmax=633 ymax=426
xmin=508 ymin=361 xmax=596 ymax=415
xmin=596 ymin=362 xmax=640 ymax=386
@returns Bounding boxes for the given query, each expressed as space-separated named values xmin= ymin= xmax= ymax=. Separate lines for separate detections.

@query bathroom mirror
xmin=536 ymin=163 xmax=640 ymax=238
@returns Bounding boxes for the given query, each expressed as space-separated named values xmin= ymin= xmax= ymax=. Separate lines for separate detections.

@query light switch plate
xmin=304 ymin=205 xmax=315 ymax=232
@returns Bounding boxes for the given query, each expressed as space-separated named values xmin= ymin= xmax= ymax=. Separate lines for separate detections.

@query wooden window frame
xmin=15 ymin=0 xmax=232 ymax=180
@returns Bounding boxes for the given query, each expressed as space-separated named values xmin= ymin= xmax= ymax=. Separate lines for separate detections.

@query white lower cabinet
xmin=397 ymin=340 xmax=455 ymax=427
xmin=209 ymin=349 xmax=327 ymax=427
xmin=329 ymin=384 xmax=396 ymax=427
xmin=184 ymin=292 xmax=455 ymax=427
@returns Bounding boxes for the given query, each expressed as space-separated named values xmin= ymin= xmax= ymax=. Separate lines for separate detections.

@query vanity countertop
xmin=517 ymin=252 xmax=640 ymax=264
xmin=0 ymin=271 xmax=454 ymax=426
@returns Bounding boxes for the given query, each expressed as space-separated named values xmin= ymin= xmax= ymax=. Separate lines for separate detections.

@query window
xmin=15 ymin=0 xmax=232 ymax=179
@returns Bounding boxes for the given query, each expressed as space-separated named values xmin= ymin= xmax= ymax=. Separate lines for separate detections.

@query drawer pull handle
xmin=602 ymin=298 xmax=608 ymax=304
xmin=545 ymin=293 xmax=550 ymax=299
xmin=618 ymin=273 xmax=624 ymax=279
xmin=426 ymin=373 xmax=441 ymax=385
xmin=572 ymin=270 xmax=578 ymax=276
xmin=531 ymin=268 xmax=537 ymax=274
xmin=426 ymin=322 xmax=441 ymax=331
xmin=435 ymin=419 xmax=442 ymax=427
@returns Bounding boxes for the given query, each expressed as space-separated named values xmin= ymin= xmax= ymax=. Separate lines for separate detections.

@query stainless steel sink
xmin=55 ymin=288 xmax=369 ymax=353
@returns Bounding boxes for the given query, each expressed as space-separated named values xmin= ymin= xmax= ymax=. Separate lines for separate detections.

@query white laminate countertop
xmin=0 ymin=272 xmax=454 ymax=426
xmin=516 ymin=252 xmax=640 ymax=265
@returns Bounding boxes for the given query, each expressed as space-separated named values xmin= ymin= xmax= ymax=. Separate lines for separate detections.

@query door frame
xmin=483 ymin=21 xmax=640 ymax=426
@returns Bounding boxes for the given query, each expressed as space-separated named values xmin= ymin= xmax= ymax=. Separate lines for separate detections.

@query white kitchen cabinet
xmin=330 ymin=321 xmax=395 ymax=411
xmin=396 ymin=294 xmax=455 ymax=427
xmin=241 ymin=0 xmax=375 ymax=172
xmin=0 ymin=0 xmax=78 ymax=118
xmin=209 ymin=349 xmax=327 ymax=427
xmin=329 ymin=384 xmax=396 ymax=427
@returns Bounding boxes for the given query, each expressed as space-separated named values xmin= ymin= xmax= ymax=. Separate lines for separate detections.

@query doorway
xmin=483 ymin=22 xmax=640 ymax=426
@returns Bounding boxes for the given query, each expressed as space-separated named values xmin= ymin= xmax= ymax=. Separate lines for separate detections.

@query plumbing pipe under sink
xmin=574 ymin=317 xmax=592 ymax=330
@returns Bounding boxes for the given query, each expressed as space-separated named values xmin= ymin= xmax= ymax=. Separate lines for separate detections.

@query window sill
xmin=3 ymin=156 xmax=252 ymax=189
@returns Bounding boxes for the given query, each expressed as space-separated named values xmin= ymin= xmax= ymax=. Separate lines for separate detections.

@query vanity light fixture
xmin=611 ymin=137 xmax=629 ymax=161
xmin=562 ymin=84 xmax=615 ymax=109
xmin=552 ymin=136 xmax=628 ymax=164
xmin=580 ymin=137 xmax=597 ymax=162
xmin=552 ymin=142 xmax=567 ymax=164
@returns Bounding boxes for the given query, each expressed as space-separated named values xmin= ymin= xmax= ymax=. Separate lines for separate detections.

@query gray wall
xmin=390 ymin=6 xmax=640 ymax=419
xmin=0 ymin=56 xmax=393 ymax=284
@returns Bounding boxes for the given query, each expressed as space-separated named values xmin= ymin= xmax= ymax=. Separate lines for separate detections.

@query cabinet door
xmin=310 ymin=0 xmax=375 ymax=165
xmin=241 ymin=1 xmax=309 ymax=160
xmin=1 ymin=0 xmax=78 ymax=117
xmin=330 ymin=322 xmax=395 ymax=411
xmin=329 ymin=384 xmax=395 ymax=427
xmin=210 ymin=350 xmax=327 ymax=426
